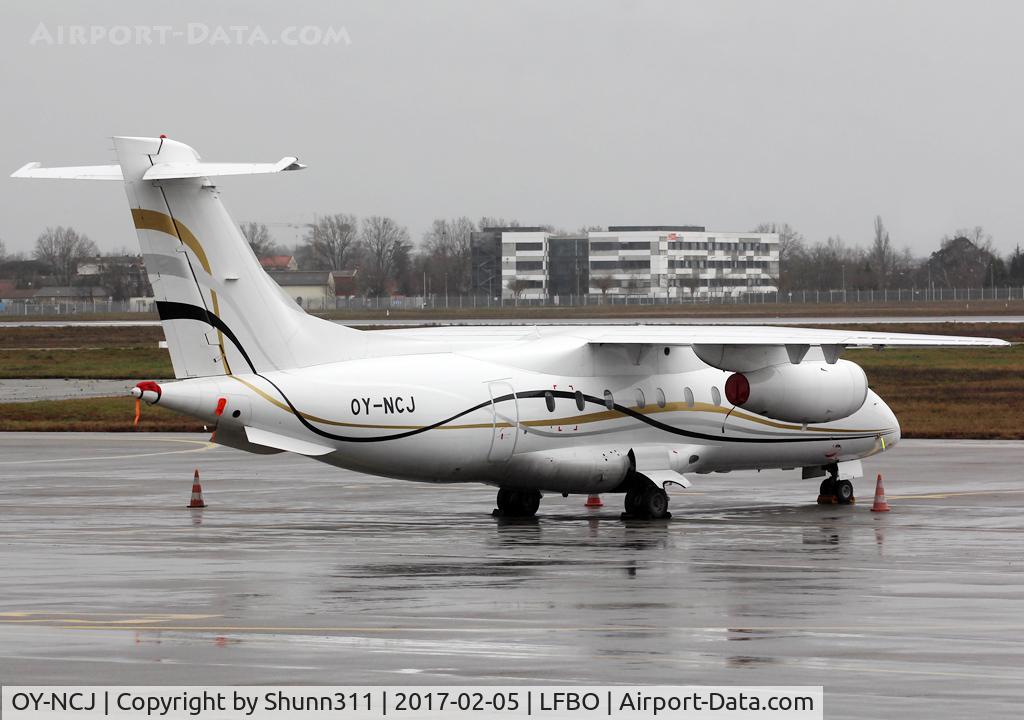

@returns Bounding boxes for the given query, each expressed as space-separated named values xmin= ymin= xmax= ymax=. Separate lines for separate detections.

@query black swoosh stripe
xmin=156 ymin=300 xmax=258 ymax=373
xmin=155 ymin=302 xmax=886 ymax=445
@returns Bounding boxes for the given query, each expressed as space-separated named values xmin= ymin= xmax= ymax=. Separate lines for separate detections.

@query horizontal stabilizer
xmin=11 ymin=162 xmax=122 ymax=180
xmin=142 ymin=157 xmax=306 ymax=180
xmin=11 ymin=157 xmax=305 ymax=181
xmin=244 ymin=426 xmax=334 ymax=456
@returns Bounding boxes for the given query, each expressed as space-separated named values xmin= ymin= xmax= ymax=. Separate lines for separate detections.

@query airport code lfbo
xmin=1 ymin=686 xmax=823 ymax=720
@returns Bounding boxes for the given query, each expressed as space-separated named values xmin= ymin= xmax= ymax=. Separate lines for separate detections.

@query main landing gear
xmin=622 ymin=476 xmax=671 ymax=520
xmin=817 ymin=464 xmax=855 ymax=505
xmin=493 ymin=488 xmax=542 ymax=518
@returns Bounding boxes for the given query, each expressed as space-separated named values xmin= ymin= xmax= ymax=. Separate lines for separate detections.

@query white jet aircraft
xmin=13 ymin=136 xmax=1009 ymax=519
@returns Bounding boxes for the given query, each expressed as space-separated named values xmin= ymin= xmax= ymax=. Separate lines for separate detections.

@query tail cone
xmin=870 ymin=473 xmax=891 ymax=512
xmin=584 ymin=494 xmax=603 ymax=508
xmin=188 ymin=469 xmax=206 ymax=509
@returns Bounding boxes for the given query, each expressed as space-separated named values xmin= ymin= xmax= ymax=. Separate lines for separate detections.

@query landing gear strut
xmin=622 ymin=476 xmax=671 ymax=520
xmin=817 ymin=464 xmax=855 ymax=505
xmin=493 ymin=488 xmax=542 ymax=518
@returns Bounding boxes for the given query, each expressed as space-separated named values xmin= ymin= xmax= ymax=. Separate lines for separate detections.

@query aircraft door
xmin=487 ymin=381 xmax=519 ymax=462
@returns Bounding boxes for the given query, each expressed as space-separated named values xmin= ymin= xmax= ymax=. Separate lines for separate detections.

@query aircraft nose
xmin=878 ymin=395 xmax=901 ymax=449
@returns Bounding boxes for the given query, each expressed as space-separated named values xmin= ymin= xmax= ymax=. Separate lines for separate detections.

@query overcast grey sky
xmin=2 ymin=0 xmax=1023 ymax=256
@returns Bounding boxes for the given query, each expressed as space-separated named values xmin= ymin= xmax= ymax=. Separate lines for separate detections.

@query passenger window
xmin=604 ymin=389 xmax=614 ymax=410
xmin=656 ymin=388 xmax=666 ymax=408
xmin=544 ymin=391 xmax=556 ymax=412
xmin=636 ymin=389 xmax=646 ymax=409
xmin=711 ymin=386 xmax=722 ymax=405
xmin=684 ymin=387 xmax=695 ymax=408
xmin=574 ymin=390 xmax=585 ymax=411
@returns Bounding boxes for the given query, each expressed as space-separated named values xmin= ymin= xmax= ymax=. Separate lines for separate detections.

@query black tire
xmin=518 ymin=490 xmax=541 ymax=517
xmin=835 ymin=479 xmax=854 ymax=504
xmin=497 ymin=488 xmax=540 ymax=517
xmin=624 ymin=490 xmax=643 ymax=515
xmin=819 ymin=478 xmax=837 ymax=496
xmin=641 ymin=488 xmax=670 ymax=519
xmin=496 ymin=487 xmax=514 ymax=512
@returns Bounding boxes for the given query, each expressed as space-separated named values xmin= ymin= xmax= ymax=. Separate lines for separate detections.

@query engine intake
xmin=726 ymin=360 xmax=868 ymax=424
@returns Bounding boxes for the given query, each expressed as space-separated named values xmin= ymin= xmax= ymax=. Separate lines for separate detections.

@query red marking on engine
xmin=215 ymin=397 xmax=227 ymax=416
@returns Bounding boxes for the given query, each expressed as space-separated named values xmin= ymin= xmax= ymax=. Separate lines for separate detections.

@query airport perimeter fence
xmin=3 ymin=286 xmax=1024 ymax=316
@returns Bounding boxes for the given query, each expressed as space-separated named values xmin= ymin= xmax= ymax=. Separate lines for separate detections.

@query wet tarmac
xmin=0 ymin=434 xmax=1021 ymax=719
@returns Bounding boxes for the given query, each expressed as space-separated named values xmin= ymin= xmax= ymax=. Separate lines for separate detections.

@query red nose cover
xmin=135 ymin=381 xmax=162 ymax=400
xmin=725 ymin=372 xmax=750 ymax=405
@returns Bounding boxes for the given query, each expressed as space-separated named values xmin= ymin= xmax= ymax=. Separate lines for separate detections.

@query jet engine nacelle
xmin=725 ymin=360 xmax=869 ymax=424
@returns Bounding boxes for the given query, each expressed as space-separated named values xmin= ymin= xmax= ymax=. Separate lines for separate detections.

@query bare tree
xmin=869 ymin=215 xmax=897 ymax=290
xmin=33 ymin=226 xmax=97 ymax=285
xmin=303 ymin=214 xmax=360 ymax=271
xmin=360 ymin=216 xmax=411 ymax=296
xmin=591 ymin=274 xmax=616 ymax=300
xmin=753 ymin=221 xmax=805 ymax=291
xmin=239 ymin=222 xmax=277 ymax=257
xmin=506 ymin=278 xmax=530 ymax=303
xmin=478 ymin=217 xmax=521 ymax=230
xmin=422 ymin=216 xmax=476 ymax=295
xmin=0 ymin=236 xmax=6 ymax=261
xmin=926 ymin=227 xmax=1000 ymax=288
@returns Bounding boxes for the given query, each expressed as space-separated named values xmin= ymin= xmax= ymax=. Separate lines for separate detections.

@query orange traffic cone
xmin=870 ymin=473 xmax=890 ymax=512
xmin=584 ymin=494 xmax=603 ymax=508
xmin=188 ymin=469 xmax=206 ymax=509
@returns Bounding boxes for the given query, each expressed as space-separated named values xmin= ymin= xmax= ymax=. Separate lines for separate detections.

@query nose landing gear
xmin=817 ymin=464 xmax=855 ymax=505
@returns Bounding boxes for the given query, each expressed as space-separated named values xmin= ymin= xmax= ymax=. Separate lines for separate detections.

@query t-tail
xmin=12 ymin=136 xmax=377 ymax=378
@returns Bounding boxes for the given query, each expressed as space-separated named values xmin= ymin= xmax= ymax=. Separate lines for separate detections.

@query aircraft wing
xmin=582 ymin=325 xmax=1010 ymax=348
xmin=380 ymin=324 xmax=1010 ymax=349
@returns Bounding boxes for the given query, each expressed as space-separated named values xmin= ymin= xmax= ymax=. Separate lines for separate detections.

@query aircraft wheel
xmin=518 ymin=490 xmax=541 ymax=517
xmin=624 ymin=489 xmax=643 ymax=516
xmin=495 ymin=488 xmax=513 ymax=514
xmin=835 ymin=479 xmax=855 ymax=505
xmin=641 ymin=487 xmax=670 ymax=519
xmin=494 ymin=488 xmax=540 ymax=517
xmin=819 ymin=478 xmax=836 ymax=496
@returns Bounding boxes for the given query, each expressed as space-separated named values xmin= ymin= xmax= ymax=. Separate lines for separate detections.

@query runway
xmin=0 ymin=434 xmax=1021 ymax=718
